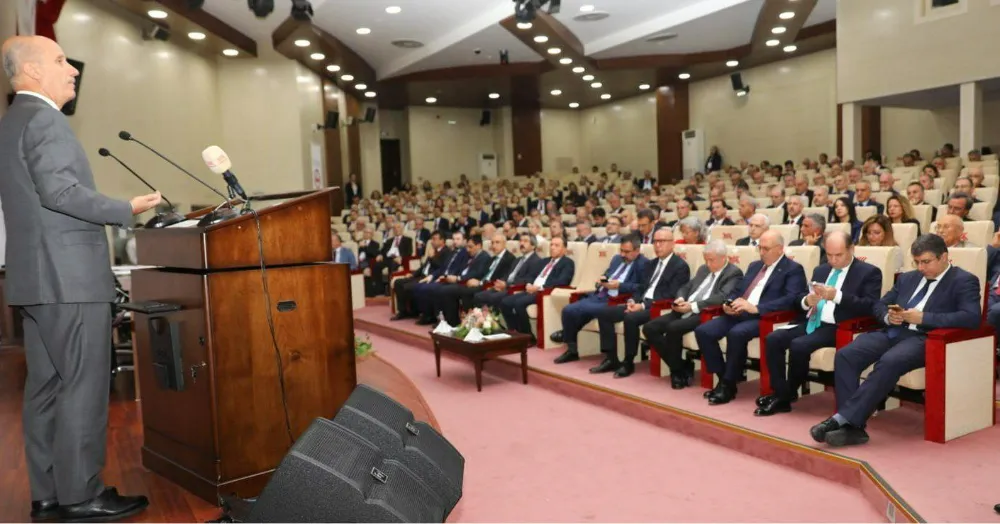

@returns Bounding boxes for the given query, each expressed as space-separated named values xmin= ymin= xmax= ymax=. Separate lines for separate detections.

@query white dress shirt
xmin=533 ymin=257 xmax=562 ymax=287
xmin=747 ymin=255 xmax=784 ymax=307
xmin=643 ymin=254 xmax=674 ymax=301
xmin=800 ymin=259 xmax=853 ymax=325
xmin=887 ymin=265 xmax=951 ymax=331
xmin=16 ymin=90 xmax=59 ymax=110
xmin=607 ymin=260 xmax=633 ymax=298
xmin=683 ymin=263 xmax=728 ymax=315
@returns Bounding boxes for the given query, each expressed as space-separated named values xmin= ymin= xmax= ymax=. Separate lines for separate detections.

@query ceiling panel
xmin=552 ymin=0 xmax=708 ymax=46
xmin=804 ymin=0 xmax=837 ymax=27
xmin=394 ymin=24 xmax=542 ymax=76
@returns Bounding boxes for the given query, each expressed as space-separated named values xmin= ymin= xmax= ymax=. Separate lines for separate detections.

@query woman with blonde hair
xmin=884 ymin=194 xmax=921 ymax=234
xmin=858 ymin=215 xmax=903 ymax=272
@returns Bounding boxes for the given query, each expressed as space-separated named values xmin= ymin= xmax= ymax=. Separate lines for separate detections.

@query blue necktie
xmin=599 ymin=262 xmax=629 ymax=298
xmin=887 ymin=278 xmax=936 ymax=339
xmin=806 ymin=268 xmax=842 ymax=334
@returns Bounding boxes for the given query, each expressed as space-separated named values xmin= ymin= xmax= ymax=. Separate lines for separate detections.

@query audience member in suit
xmin=528 ymin=196 xmax=550 ymax=215
xmin=411 ymin=219 xmax=432 ymax=257
xmin=474 ymin=234 xmax=543 ymax=309
xmin=986 ymin=237 xmax=1000 ymax=342
xmin=492 ymin=200 xmax=514 ymax=224
xmin=591 ymin=228 xmax=691 ymax=377
xmin=634 ymin=171 xmax=658 ymax=192
xmin=431 ymin=212 xmax=451 ymax=233
xmin=392 ymin=232 xmax=451 ymax=320
xmin=905 ymin=182 xmax=938 ymax=223
xmin=757 ymin=232 xmax=882 ymax=416
xmin=451 ymin=211 xmax=478 ymax=236
xmin=705 ymin=199 xmax=735 ymax=228
xmin=793 ymin=175 xmax=814 ymax=206
xmin=435 ymin=233 xmax=518 ymax=325
xmin=413 ymin=232 xmax=469 ymax=324
xmin=370 ymin=223 xmax=414 ymax=296
xmin=767 ymin=186 xmax=786 ymax=211
xmin=345 ymin=173 xmax=362 ymax=205
xmin=499 ymin=237 xmax=575 ymax=344
xmin=421 ymin=234 xmax=494 ymax=325
xmin=705 ymin=145 xmax=723 ymax=173
xmin=783 ymin=195 xmax=806 ymax=226
xmin=600 ymin=216 xmax=624 ymax=244
xmin=947 ymin=193 xmax=975 ymax=222
xmin=552 ymin=235 xmax=647 ymax=364
xmin=810 ymin=235 xmax=981 ymax=447
xmin=643 ymin=240 xmax=743 ymax=388
xmin=331 ymin=232 xmax=357 ymax=270
xmin=788 ymin=213 xmax=828 ymax=266
xmin=935 ymin=214 xmax=976 ymax=248
xmin=852 ymin=181 xmax=885 ymax=215
xmin=694 ymin=230 xmax=807 ymax=405
xmin=514 ymin=210 xmax=530 ymax=228
xmin=665 ymin=199 xmax=694 ymax=228
xmin=576 ymin=220 xmax=598 ymax=244
xmin=832 ymin=197 xmax=864 ymax=243
xmin=736 ymin=213 xmax=770 ymax=247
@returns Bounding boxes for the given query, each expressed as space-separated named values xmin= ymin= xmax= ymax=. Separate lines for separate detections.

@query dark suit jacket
xmin=635 ymin=254 xmax=691 ymax=304
xmin=528 ymin=199 xmax=550 ymax=214
xmin=358 ymin=240 xmax=380 ymax=268
xmin=579 ymin=233 xmax=598 ymax=245
xmin=634 ymin=178 xmax=657 ymax=192
xmin=422 ymin=246 xmax=452 ymax=278
xmin=795 ymin=260 xmax=882 ymax=323
xmin=459 ymin=251 xmax=493 ymax=281
xmin=784 ymin=214 xmax=804 ymax=226
xmin=533 ymin=256 xmax=575 ymax=290
xmin=875 ymin=267 xmax=981 ymax=332
xmin=600 ymin=234 xmax=622 ymax=244
xmin=728 ymin=256 xmax=807 ymax=315
xmin=476 ymin=210 xmax=490 ymax=225
xmin=592 ymin=254 xmax=648 ymax=296
xmin=345 ymin=182 xmax=362 ymax=204
xmin=705 ymin=153 xmax=722 ymax=172
xmin=483 ymin=251 xmax=517 ymax=283
xmin=706 ymin=217 xmax=735 ymax=227
xmin=433 ymin=248 xmax=468 ymax=279
xmin=509 ymin=253 xmax=542 ymax=285
xmin=379 ymin=235 xmax=414 ymax=259
xmin=431 ymin=217 xmax=451 ymax=232
xmin=452 ymin=216 xmax=478 ymax=234
xmin=735 ymin=236 xmax=758 ymax=247
xmin=855 ymin=199 xmax=885 ymax=215
xmin=677 ymin=263 xmax=744 ymax=310
xmin=413 ymin=228 xmax=431 ymax=256
xmin=796 ymin=190 xmax=814 ymax=206
xmin=491 ymin=206 xmax=513 ymax=224
xmin=788 ymin=240 xmax=827 ymax=266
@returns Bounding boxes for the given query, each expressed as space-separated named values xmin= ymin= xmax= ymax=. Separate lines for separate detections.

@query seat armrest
xmin=757 ymin=309 xmax=799 ymax=397
xmin=926 ymin=324 xmax=996 ymax=343
xmin=390 ymin=269 xmax=411 ymax=278
xmin=835 ymin=316 xmax=879 ymax=349
xmin=699 ymin=306 xmax=723 ymax=323
xmin=570 ymin=290 xmax=591 ymax=304
xmin=650 ymin=299 xmax=674 ymax=317
xmin=608 ymin=293 xmax=633 ymax=306
xmin=507 ymin=284 xmax=527 ymax=295
xmin=539 ymin=286 xmax=572 ymax=298
xmin=761 ymin=310 xmax=798 ymax=324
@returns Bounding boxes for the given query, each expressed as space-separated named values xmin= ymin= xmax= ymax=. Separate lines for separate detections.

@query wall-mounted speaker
xmin=364 ymin=107 xmax=377 ymax=123
xmin=730 ymin=72 xmax=750 ymax=97
xmin=479 ymin=110 xmax=492 ymax=126
xmin=325 ymin=110 xmax=339 ymax=129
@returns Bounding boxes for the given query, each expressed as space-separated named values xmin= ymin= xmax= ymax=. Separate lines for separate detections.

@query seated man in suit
xmin=391 ymin=232 xmax=450 ymax=320
xmin=810 ymin=234 xmax=981 ymax=447
xmin=552 ymin=234 xmax=646 ymax=363
xmin=474 ymin=234 xmax=542 ymax=309
xmin=736 ymin=213 xmax=770 ymax=247
xmin=643 ymin=240 xmax=743 ymax=388
xmin=414 ymin=232 xmax=469 ymax=324
xmin=409 ymin=217 xmax=432 ymax=257
xmin=789 ymin=213 xmax=828 ymax=266
xmin=705 ymin=199 xmax=735 ymax=228
xmin=783 ymin=195 xmax=806 ymax=226
xmin=499 ymin=237 xmax=575 ymax=345
xmin=331 ymin=232 xmax=357 ymax=270
xmin=591 ymin=228 xmax=691 ymax=377
xmin=757 ymin=231 xmax=881 ymax=416
xmin=599 ymin=216 xmax=624 ymax=244
xmin=435 ymin=233 xmax=517 ymax=325
xmin=694 ymin=230 xmax=807 ymax=405
xmin=371 ymin=222 xmax=414 ymax=296
xmin=935 ymin=214 xmax=975 ymax=248
xmin=853 ymin=181 xmax=885 ymax=215
xmin=576 ymin=220 xmax=598 ymax=244
xmin=420 ymin=234 xmax=493 ymax=324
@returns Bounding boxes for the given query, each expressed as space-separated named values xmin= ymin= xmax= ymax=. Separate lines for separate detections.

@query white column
xmin=841 ymin=103 xmax=863 ymax=163
xmin=0 ymin=0 xmax=18 ymax=119
xmin=959 ymin=82 xmax=983 ymax=156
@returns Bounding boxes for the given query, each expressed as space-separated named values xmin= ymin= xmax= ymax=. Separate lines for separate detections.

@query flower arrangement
xmin=453 ymin=307 xmax=507 ymax=339
xmin=355 ymin=334 xmax=374 ymax=357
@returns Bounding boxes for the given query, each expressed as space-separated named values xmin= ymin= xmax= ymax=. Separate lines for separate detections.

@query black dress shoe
xmin=415 ymin=317 xmax=436 ymax=326
xmin=390 ymin=313 xmax=410 ymax=321
xmin=30 ymin=499 xmax=58 ymax=521
xmin=707 ymin=382 xmax=737 ymax=405
xmin=550 ymin=330 xmax=564 ymax=343
xmin=994 ymin=503 xmax=999 ymax=514
xmin=670 ymin=370 xmax=691 ymax=390
xmin=703 ymin=381 xmax=722 ymax=399
xmin=809 ymin=417 xmax=844 ymax=443
xmin=589 ymin=357 xmax=619 ymax=374
xmin=613 ymin=362 xmax=634 ymax=378
xmin=553 ymin=349 xmax=579 ymax=364
xmin=824 ymin=425 xmax=870 ymax=447
xmin=58 ymin=487 xmax=149 ymax=523
xmin=754 ymin=397 xmax=792 ymax=416
xmin=755 ymin=394 xmax=776 ymax=408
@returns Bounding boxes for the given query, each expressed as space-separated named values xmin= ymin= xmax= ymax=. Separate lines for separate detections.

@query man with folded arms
xmin=474 ymin=234 xmax=543 ymax=309
xmin=414 ymin=232 xmax=468 ymax=324
xmin=552 ymin=235 xmax=647 ymax=364
xmin=371 ymin=222 xmax=414 ymax=296
xmin=499 ymin=237 xmax=575 ymax=345
xmin=756 ymin=231 xmax=881 ymax=416
xmin=695 ymin=230 xmax=807 ymax=405
xmin=810 ymin=234 xmax=981 ymax=447
xmin=391 ymin=232 xmax=451 ymax=320
xmin=420 ymin=235 xmax=493 ymax=324
xmin=643 ymin=240 xmax=742 ymax=389
xmin=435 ymin=233 xmax=516 ymax=325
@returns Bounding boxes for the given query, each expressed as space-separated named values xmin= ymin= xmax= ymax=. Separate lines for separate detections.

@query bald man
xmin=934 ymin=214 xmax=975 ymax=248
xmin=1 ymin=36 xmax=157 ymax=521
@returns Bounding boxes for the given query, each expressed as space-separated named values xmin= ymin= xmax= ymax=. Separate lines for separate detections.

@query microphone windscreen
xmin=98 ymin=148 xmax=110 ymax=157
xmin=118 ymin=131 xmax=132 ymax=141
xmin=202 ymin=145 xmax=232 ymax=175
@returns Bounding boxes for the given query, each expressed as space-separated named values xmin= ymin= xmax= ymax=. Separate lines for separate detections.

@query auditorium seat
xmin=891 ymin=223 xmax=918 ymax=271
xmin=935 ymin=203 xmax=992 ymax=222
xmin=536 ymin=241 xmax=594 ymax=349
xmin=855 ymin=206 xmax=877 ymax=222
xmin=563 ymin=243 xmax=621 ymax=357
xmin=910 ymin=204 xmax=934 ymax=235
xmin=929 ymin=220 xmax=992 ymax=247
xmin=769 ymin=225 xmax=800 ymax=246
xmin=710 ymin=225 xmax=749 ymax=245
xmin=343 ymin=241 xmax=366 ymax=311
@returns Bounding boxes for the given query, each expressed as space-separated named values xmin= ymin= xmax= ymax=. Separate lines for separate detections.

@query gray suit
xmin=0 ymin=94 xmax=132 ymax=505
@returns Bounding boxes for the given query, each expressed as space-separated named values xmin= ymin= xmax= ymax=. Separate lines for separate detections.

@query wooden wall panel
xmin=655 ymin=70 xmax=689 ymax=184
xmin=346 ymin=94 xmax=363 ymax=182
xmin=322 ymin=80 xmax=344 ymax=216
xmin=511 ymin=75 xmax=542 ymax=176
xmin=861 ymin=105 xmax=882 ymax=158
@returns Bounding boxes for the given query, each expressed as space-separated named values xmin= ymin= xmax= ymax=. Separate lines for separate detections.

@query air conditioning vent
xmin=646 ymin=33 xmax=678 ymax=43
xmin=573 ymin=11 xmax=610 ymax=22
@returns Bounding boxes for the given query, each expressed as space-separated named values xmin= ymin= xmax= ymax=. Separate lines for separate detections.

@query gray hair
xmin=704 ymin=239 xmax=728 ymax=256
xmin=739 ymin=195 xmax=758 ymax=209
xmin=751 ymin=212 xmax=771 ymax=227
xmin=679 ymin=217 xmax=706 ymax=242
xmin=2 ymin=44 xmax=19 ymax=81
xmin=805 ymin=212 xmax=826 ymax=231
xmin=520 ymin=232 xmax=539 ymax=248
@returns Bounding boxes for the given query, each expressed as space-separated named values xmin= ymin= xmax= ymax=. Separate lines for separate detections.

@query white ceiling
xmin=395 ymin=24 xmax=542 ymax=77
xmin=805 ymin=0 xmax=837 ymax=27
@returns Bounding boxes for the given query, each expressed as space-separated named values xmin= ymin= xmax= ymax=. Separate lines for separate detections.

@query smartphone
xmin=888 ymin=304 xmax=903 ymax=312
xmin=723 ymin=298 xmax=735 ymax=307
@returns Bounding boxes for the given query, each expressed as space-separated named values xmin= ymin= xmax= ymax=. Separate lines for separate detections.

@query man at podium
xmin=0 ymin=36 xmax=161 ymax=522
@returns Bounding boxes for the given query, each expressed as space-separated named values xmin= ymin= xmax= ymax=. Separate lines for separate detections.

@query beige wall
xmin=540 ymin=109 xmax=582 ymax=173
xmin=579 ymin=94 xmax=658 ymax=173
xmin=838 ymin=0 xmax=1000 ymax=103
xmin=359 ymin=102 xmax=382 ymax=194
xmin=494 ymin=106 xmax=514 ymax=178
xmin=882 ymin=100 xmax=1000 ymax=160
xmin=689 ymin=48 xmax=838 ymax=164
xmin=407 ymin=106 xmax=505 ymax=184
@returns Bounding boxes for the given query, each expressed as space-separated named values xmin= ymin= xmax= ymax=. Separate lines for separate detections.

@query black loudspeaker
xmin=480 ymin=110 xmax=492 ymax=126
xmin=325 ymin=110 xmax=340 ymax=129
xmin=730 ymin=72 xmax=745 ymax=92
xmin=365 ymin=107 xmax=377 ymax=123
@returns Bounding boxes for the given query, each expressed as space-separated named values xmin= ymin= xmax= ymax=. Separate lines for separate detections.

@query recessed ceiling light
xmin=489 ymin=93 xmax=500 ymax=99
xmin=356 ymin=27 xmax=371 ymax=35
xmin=355 ymin=83 xmax=367 ymax=90
xmin=72 ymin=13 xmax=91 ymax=22
xmin=569 ymin=102 xmax=580 ymax=108
xmin=310 ymin=53 xmax=325 ymax=60
xmin=591 ymin=82 xmax=602 ymax=88
xmin=600 ymin=94 xmax=611 ymax=100
xmin=341 ymin=74 xmax=355 ymax=81
xmin=766 ymin=39 xmax=780 ymax=46
xmin=551 ymin=89 xmax=562 ymax=95
xmin=547 ymin=47 xmax=561 ymax=54
xmin=533 ymin=35 xmax=548 ymax=43
xmin=296 ymin=76 xmax=311 ymax=84
xmin=147 ymin=9 xmax=167 ymax=19
xmin=726 ymin=60 xmax=739 ymax=67
xmin=580 ymin=4 xmax=595 ymax=12
xmin=783 ymin=44 xmax=798 ymax=53
xmin=517 ymin=22 xmax=532 ymax=29
xmin=771 ymin=26 xmax=786 ymax=34
xmin=365 ymin=91 xmax=377 ymax=98
xmin=386 ymin=6 xmax=401 ymax=14
xmin=188 ymin=32 xmax=206 ymax=40
xmin=639 ymin=83 xmax=651 ymax=90
xmin=326 ymin=65 xmax=341 ymax=72
xmin=559 ymin=57 xmax=573 ymax=65
xmin=572 ymin=66 xmax=585 ymax=73
xmin=779 ymin=11 xmax=795 ymax=20
xmin=294 ymin=39 xmax=310 ymax=47
xmin=447 ymin=120 xmax=457 ymax=125
xmin=678 ymin=73 xmax=691 ymax=79
xmin=582 ymin=74 xmax=595 ymax=81
xmin=222 ymin=49 xmax=239 ymax=57
xmin=426 ymin=97 xmax=437 ymax=104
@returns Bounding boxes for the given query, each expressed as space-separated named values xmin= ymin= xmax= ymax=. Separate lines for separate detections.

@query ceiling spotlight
xmin=426 ymin=97 xmax=437 ymax=104
xmin=355 ymin=83 xmax=367 ymax=90
xmin=591 ymin=82 xmax=602 ymax=88
xmin=365 ymin=91 xmax=377 ymax=98
xmin=547 ymin=47 xmax=561 ymax=54
xmin=572 ymin=66 xmax=585 ymax=73
xmin=582 ymin=74 xmax=595 ymax=81
xmin=188 ymin=32 xmax=206 ymax=40
xmin=147 ymin=9 xmax=168 ymax=18
xmin=517 ymin=22 xmax=533 ymax=29
xmin=222 ymin=49 xmax=239 ymax=57
xmin=489 ymin=92 xmax=500 ymax=99
xmin=356 ymin=27 xmax=371 ymax=35
xmin=290 ymin=0 xmax=313 ymax=21
xmin=386 ymin=6 xmax=401 ymax=14
xmin=771 ymin=26 xmax=786 ymax=34
xmin=533 ymin=35 xmax=548 ymax=43
xmin=569 ymin=102 xmax=580 ymax=108
xmin=766 ymin=39 xmax=780 ymax=46
xmin=294 ymin=39 xmax=310 ymax=47
xmin=678 ymin=73 xmax=690 ymax=79
xmin=779 ymin=11 xmax=795 ymax=20
xmin=726 ymin=60 xmax=739 ymax=67
xmin=341 ymin=74 xmax=355 ymax=81
xmin=551 ymin=89 xmax=562 ymax=95
xmin=326 ymin=64 xmax=341 ymax=72
xmin=310 ymin=53 xmax=325 ymax=60
xmin=559 ymin=57 xmax=573 ymax=65
xmin=639 ymin=83 xmax=650 ymax=90
xmin=783 ymin=44 xmax=798 ymax=53
xmin=600 ymin=94 xmax=611 ymax=100
xmin=736 ymin=89 xmax=748 ymax=97
xmin=580 ymin=4 xmax=595 ymax=12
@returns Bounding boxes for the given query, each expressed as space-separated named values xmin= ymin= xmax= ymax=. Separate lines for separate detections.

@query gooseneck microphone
xmin=98 ymin=147 xmax=184 ymax=229
xmin=201 ymin=145 xmax=249 ymax=201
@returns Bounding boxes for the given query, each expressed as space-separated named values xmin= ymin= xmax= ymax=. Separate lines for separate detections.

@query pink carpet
xmin=361 ymin=330 xmax=882 ymax=522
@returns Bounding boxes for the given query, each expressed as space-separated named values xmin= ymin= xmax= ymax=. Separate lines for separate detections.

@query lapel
xmin=759 ymin=258 xmax=785 ymax=295
xmin=920 ymin=267 xmax=953 ymax=309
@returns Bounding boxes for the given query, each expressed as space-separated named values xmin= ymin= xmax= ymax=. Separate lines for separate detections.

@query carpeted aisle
xmin=361 ymin=331 xmax=882 ymax=523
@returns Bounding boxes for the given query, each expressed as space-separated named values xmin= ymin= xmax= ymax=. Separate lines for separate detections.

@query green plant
xmin=355 ymin=334 xmax=374 ymax=357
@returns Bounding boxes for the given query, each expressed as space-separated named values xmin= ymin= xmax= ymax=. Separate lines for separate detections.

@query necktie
xmin=887 ymin=278 xmax=937 ymax=339
xmin=508 ymin=256 xmax=528 ymax=283
xmin=993 ymin=275 xmax=1000 ymax=296
xmin=692 ymin=273 xmax=717 ymax=302
xmin=806 ymin=268 xmax=842 ymax=334
xmin=443 ymin=252 xmax=459 ymax=274
xmin=599 ymin=262 xmax=629 ymax=298
xmin=644 ymin=260 xmax=666 ymax=300
xmin=394 ymin=236 xmax=400 ymax=247
xmin=484 ymin=254 xmax=503 ymax=281
xmin=539 ymin=258 xmax=557 ymax=279
xmin=741 ymin=264 xmax=770 ymax=299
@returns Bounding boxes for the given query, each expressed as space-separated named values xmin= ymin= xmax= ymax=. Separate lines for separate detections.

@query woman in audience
xmin=885 ymin=195 xmax=921 ymax=234
xmin=832 ymin=197 xmax=863 ymax=242
xmin=528 ymin=220 xmax=545 ymax=243
xmin=675 ymin=217 xmax=707 ymax=245
xmin=858 ymin=215 xmax=903 ymax=273
xmin=370 ymin=190 xmax=383 ymax=201
xmin=705 ymin=145 xmax=723 ymax=173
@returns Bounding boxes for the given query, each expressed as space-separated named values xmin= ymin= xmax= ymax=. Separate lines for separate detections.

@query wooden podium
xmin=129 ymin=189 xmax=356 ymax=504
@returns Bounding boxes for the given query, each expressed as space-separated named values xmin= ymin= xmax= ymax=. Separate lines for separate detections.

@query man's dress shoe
xmin=707 ymin=383 xmax=737 ymax=405
xmin=809 ymin=417 xmax=843 ymax=443
xmin=824 ymin=425 xmax=870 ymax=447
xmin=58 ymin=487 xmax=149 ymax=523
xmin=553 ymin=350 xmax=578 ymax=364
xmin=589 ymin=357 xmax=619 ymax=374
xmin=754 ymin=397 xmax=792 ymax=416
xmin=550 ymin=330 xmax=564 ymax=343
xmin=30 ymin=499 xmax=58 ymax=522
xmin=613 ymin=362 xmax=634 ymax=378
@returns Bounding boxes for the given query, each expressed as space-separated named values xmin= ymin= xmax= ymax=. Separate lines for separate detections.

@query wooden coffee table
xmin=430 ymin=332 xmax=533 ymax=391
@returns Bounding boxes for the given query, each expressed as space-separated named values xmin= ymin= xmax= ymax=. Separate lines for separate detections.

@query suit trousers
xmin=473 ymin=289 xmax=508 ymax=309
xmin=370 ymin=259 xmax=401 ymax=295
xmin=560 ymin=294 xmax=609 ymax=345
xmin=412 ymin=282 xmax=444 ymax=319
xmin=642 ymin=311 xmax=700 ymax=374
xmin=499 ymin=293 xmax=538 ymax=335
xmin=986 ymin=293 xmax=1000 ymax=336
xmin=594 ymin=305 xmax=652 ymax=362
xmin=694 ymin=314 xmax=760 ymax=383
xmin=834 ymin=330 xmax=926 ymax=427
xmin=21 ymin=303 xmax=112 ymax=505
xmin=393 ymin=276 xmax=422 ymax=316
xmin=764 ymin=323 xmax=837 ymax=399
xmin=437 ymin=284 xmax=480 ymax=326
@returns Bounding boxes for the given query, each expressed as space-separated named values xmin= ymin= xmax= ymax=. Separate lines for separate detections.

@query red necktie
xmin=993 ymin=275 xmax=1000 ymax=296
xmin=394 ymin=237 xmax=400 ymax=247
xmin=540 ymin=259 xmax=557 ymax=278
xmin=741 ymin=265 xmax=769 ymax=299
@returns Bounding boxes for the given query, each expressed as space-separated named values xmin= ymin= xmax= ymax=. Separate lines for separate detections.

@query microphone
xmin=201 ymin=145 xmax=249 ymax=201
xmin=98 ymin=147 xmax=184 ymax=229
